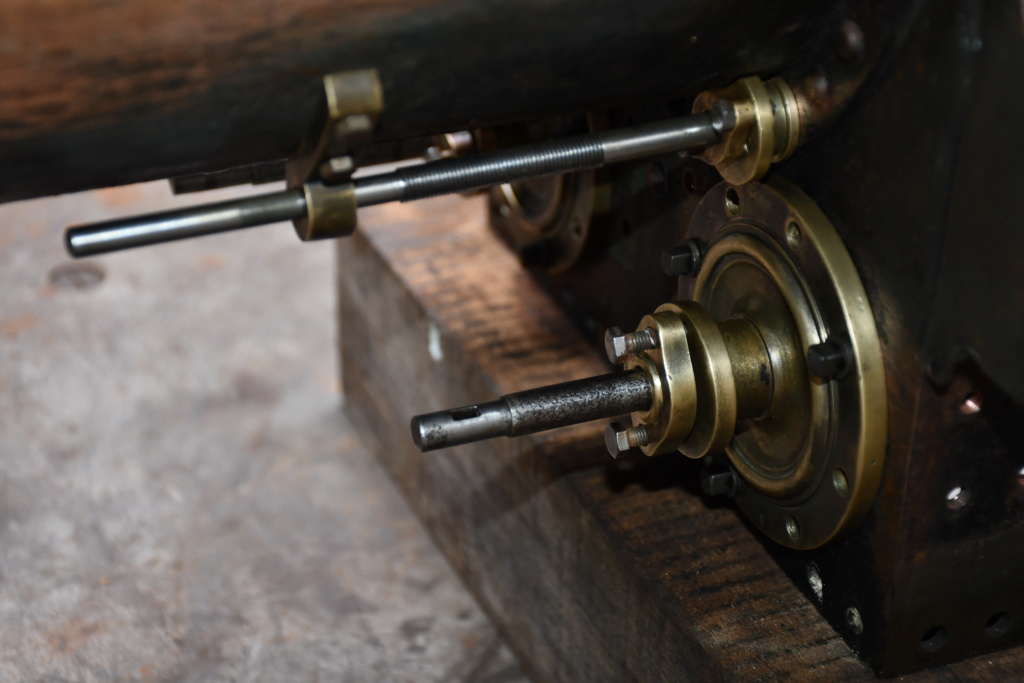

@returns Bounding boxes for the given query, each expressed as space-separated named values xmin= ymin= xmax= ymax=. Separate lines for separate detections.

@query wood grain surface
xmin=338 ymin=193 xmax=1024 ymax=681
xmin=0 ymin=0 xmax=832 ymax=200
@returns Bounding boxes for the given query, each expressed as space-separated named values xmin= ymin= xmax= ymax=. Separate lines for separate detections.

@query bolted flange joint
xmin=807 ymin=336 xmax=854 ymax=380
xmin=700 ymin=463 xmax=741 ymax=498
xmin=691 ymin=76 xmax=800 ymax=185
xmin=661 ymin=239 xmax=703 ymax=277
xmin=604 ymin=327 xmax=658 ymax=364
xmin=604 ymin=422 xmax=649 ymax=458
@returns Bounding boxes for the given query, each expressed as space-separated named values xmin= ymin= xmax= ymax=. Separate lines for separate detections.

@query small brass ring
xmin=295 ymin=182 xmax=357 ymax=241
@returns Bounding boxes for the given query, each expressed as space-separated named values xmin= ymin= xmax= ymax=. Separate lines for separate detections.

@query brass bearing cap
xmin=617 ymin=180 xmax=886 ymax=549
xmin=692 ymin=76 xmax=800 ymax=185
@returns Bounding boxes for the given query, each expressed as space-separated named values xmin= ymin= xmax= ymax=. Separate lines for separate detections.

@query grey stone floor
xmin=0 ymin=183 xmax=528 ymax=682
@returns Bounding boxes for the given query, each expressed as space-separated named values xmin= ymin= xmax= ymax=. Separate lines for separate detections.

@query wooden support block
xmin=337 ymin=195 xmax=1011 ymax=681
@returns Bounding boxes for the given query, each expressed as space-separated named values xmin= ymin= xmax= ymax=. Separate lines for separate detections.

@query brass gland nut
xmin=621 ymin=302 xmax=765 ymax=460
xmin=692 ymin=76 xmax=800 ymax=185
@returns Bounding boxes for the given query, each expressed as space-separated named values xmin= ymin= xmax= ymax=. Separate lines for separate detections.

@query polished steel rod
xmin=66 ymin=112 xmax=725 ymax=258
xmin=66 ymin=190 xmax=308 ymax=257
xmin=410 ymin=369 xmax=652 ymax=452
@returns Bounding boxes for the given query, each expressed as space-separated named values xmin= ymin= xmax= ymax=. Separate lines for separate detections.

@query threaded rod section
xmin=353 ymin=112 xmax=720 ymax=206
xmin=65 ymin=112 xmax=723 ymax=257
xmin=401 ymin=134 xmax=603 ymax=201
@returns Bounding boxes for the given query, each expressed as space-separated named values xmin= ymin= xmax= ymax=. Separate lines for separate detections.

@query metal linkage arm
xmin=65 ymin=112 xmax=725 ymax=258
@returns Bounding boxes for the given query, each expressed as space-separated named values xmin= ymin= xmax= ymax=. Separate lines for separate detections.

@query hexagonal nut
xmin=604 ymin=421 xmax=632 ymax=458
xmin=700 ymin=468 xmax=739 ymax=497
xmin=318 ymin=156 xmax=355 ymax=184
xmin=807 ymin=338 xmax=852 ymax=380
xmin=661 ymin=246 xmax=695 ymax=276
xmin=604 ymin=327 xmax=629 ymax=364
xmin=710 ymin=99 xmax=738 ymax=135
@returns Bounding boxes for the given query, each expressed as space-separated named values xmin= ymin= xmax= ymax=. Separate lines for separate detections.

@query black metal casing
xmin=491 ymin=0 xmax=1024 ymax=674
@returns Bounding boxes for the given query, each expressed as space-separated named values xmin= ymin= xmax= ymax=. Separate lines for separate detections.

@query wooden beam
xmin=340 ymin=196 xmax=861 ymax=679
xmin=0 ymin=0 xmax=831 ymax=200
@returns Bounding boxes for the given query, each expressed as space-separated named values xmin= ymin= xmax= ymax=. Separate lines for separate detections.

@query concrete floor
xmin=0 ymin=182 xmax=528 ymax=682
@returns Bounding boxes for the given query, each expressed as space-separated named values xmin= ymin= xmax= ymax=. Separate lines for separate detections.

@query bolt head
xmin=319 ymin=155 xmax=355 ymax=183
xmin=700 ymin=468 xmax=738 ymax=497
xmin=660 ymin=240 xmax=702 ymax=277
xmin=604 ymin=421 xmax=632 ymax=458
xmin=661 ymin=246 xmax=695 ymax=276
xmin=807 ymin=338 xmax=851 ymax=379
xmin=604 ymin=327 xmax=629 ymax=364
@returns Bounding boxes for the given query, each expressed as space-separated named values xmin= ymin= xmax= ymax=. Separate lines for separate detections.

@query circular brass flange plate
xmin=492 ymin=170 xmax=611 ymax=274
xmin=626 ymin=311 xmax=698 ymax=456
xmin=492 ymin=171 xmax=603 ymax=273
xmin=489 ymin=116 xmax=610 ymax=274
xmin=687 ymin=180 xmax=886 ymax=549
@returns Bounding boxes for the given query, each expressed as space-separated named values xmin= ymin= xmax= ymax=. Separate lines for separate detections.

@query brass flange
xmin=665 ymin=301 xmax=738 ymax=459
xmin=488 ymin=115 xmax=611 ymax=273
xmin=692 ymin=76 xmax=800 ymax=185
xmin=621 ymin=302 xmax=760 ymax=460
xmin=618 ymin=180 xmax=885 ymax=549
xmin=492 ymin=169 xmax=608 ymax=273
xmin=624 ymin=311 xmax=697 ymax=456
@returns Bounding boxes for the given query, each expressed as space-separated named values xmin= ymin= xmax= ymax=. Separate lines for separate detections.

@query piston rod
xmin=66 ymin=112 xmax=725 ymax=257
xmin=410 ymin=369 xmax=652 ymax=452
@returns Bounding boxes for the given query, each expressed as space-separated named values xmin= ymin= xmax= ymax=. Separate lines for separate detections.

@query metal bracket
xmin=287 ymin=69 xmax=383 ymax=187
xmin=286 ymin=69 xmax=383 ymax=241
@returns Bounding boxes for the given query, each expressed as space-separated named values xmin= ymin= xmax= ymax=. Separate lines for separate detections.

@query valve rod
xmin=65 ymin=190 xmax=309 ymax=257
xmin=66 ymin=112 xmax=724 ymax=257
xmin=411 ymin=369 xmax=652 ymax=452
